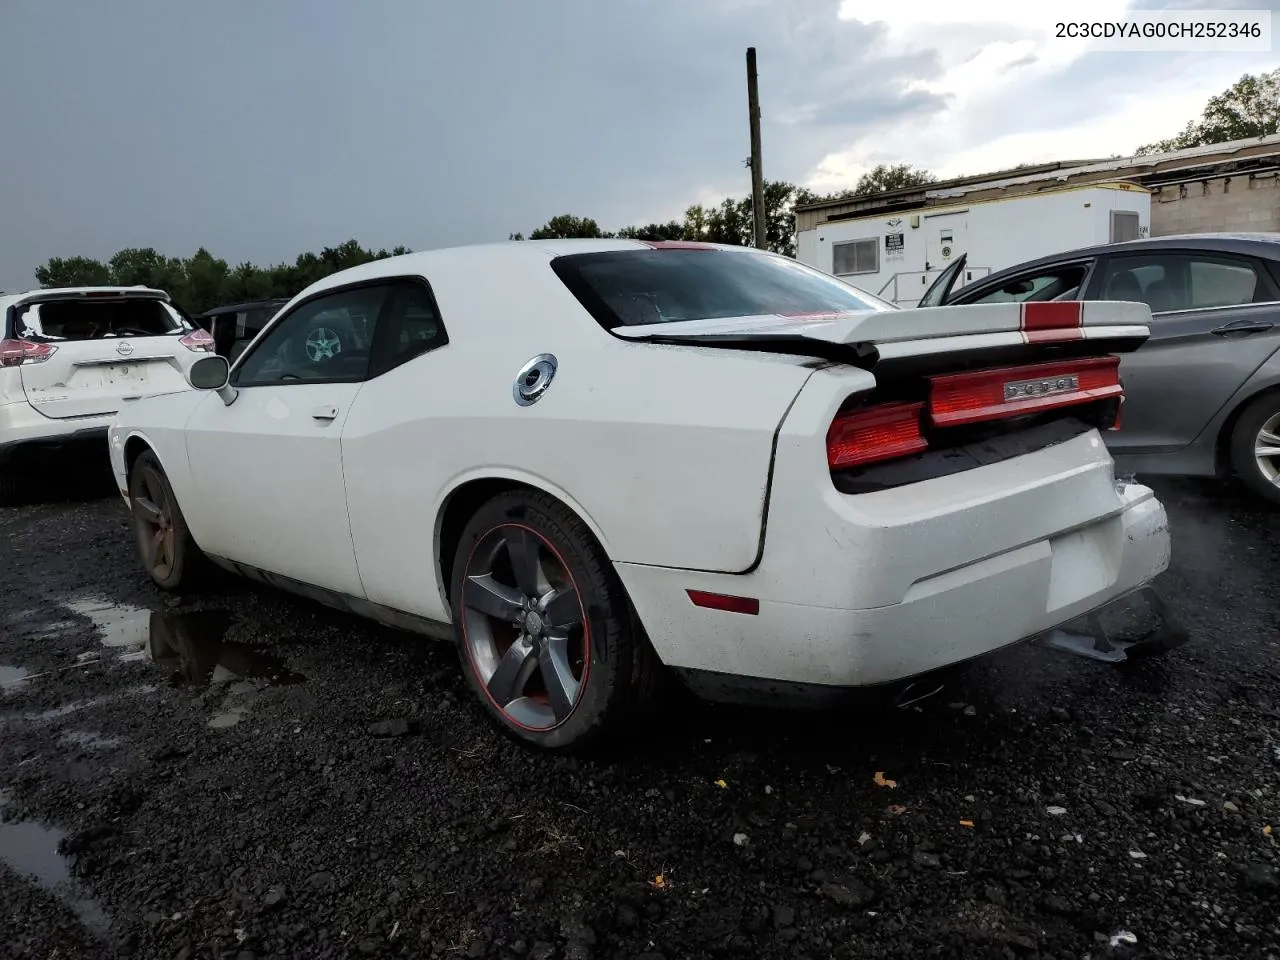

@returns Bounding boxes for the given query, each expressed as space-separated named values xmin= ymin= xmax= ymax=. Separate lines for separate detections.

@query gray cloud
xmin=0 ymin=0 xmax=1258 ymax=288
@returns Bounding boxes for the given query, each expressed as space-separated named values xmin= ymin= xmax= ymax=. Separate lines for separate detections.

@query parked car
xmin=0 ymin=286 xmax=213 ymax=502
xmin=195 ymin=298 xmax=289 ymax=362
xmin=920 ymin=233 xmax=1280 ymax=503
xmin=108 ymin=240 xmax=1170 ymax=750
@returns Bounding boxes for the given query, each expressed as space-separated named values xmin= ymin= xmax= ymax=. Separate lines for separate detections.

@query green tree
xmin=33 ymin=239 xmax=412 ymax=314
xmin=528 ymin=215 xmax=607 ymax=239
xmin=33 ymin=256 xmax=112 ymax=288
xmin=1136 ymin=68 xmax=1280 ymax=154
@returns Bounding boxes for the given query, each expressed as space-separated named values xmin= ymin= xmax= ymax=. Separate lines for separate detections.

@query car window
xmin=963 ymin=265 xmax=1089 ymax=304
xmin=232 ymin=285 xmax=389 ymax=386
xmin=370 ymin=280 xmax=449 ymax=377
xmin=552 ymin=248 xmax=895 ymax=329
xmin=1095 ymin=253 xmax=1261 ymax=313
xmin=15 ymin=297 xmax=184 ymax=341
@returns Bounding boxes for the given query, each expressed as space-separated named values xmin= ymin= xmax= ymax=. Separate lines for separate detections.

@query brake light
xmin=0 ymin=339 xmax=58 ymax=367
xmin=827 ymin=402 xmax=928 ymax=470
xmin=929 ymin=357 xmax=1122 ymax=428
xmin=179 ymin=328 xmax=215 ymax=352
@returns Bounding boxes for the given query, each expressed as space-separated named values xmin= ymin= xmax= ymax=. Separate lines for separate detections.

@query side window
xmin=832 ymin=238 xmax=878 ymax=276
xmin=967 ymin=265 xmax=1090 ymax=304
xmin=232 ymin=285 xmax=389 ymax=387
xmin=370 ymin=280 xmax=449 ymax=377
xmin=1189 ymin=259 xmax=1259 ymax=309
xmin=1095 ymin=254 xmax=1262 ymax=314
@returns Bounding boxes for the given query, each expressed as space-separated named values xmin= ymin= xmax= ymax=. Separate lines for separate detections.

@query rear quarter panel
xmin=338 ymin=247 xmax=820 ymax=622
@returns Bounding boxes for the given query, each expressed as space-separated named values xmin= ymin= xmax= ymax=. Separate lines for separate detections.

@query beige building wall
xmin=1150 ymin=175 xmax=1280 ymax=236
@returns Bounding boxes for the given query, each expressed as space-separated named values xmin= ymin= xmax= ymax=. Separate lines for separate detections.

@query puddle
xmin=65 ymin=599 xmax=151 ymax=651
xmin=0 ymin=791 xmax=111 ymax=936
xmin=1 ymin=664 xmax=31 ymax=694
xmin=147 ymin=610 xmax=306 ymax=689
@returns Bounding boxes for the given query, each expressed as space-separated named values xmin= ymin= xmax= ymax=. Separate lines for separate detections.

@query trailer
xmin=796 ymin=181 xmax=1151 ymax=306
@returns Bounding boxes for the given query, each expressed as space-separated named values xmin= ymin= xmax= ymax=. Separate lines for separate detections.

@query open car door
xmin=918 ymin=254 xmax=967 ymax=308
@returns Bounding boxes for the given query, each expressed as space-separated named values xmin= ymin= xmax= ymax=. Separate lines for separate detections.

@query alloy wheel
xmin=1254 ymin=411 xmax=1280 ymax=486
xmin=460 ymin=524 xmax=589 ymax=731
xmin=133 ymin=464 xmax=176 ymax=580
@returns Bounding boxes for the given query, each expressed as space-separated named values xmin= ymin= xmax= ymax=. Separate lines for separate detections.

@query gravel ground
xmin=1 ymin=463 xmax=1278 ymax=960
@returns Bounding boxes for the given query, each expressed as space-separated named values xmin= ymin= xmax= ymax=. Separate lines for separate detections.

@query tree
xmin=34 ymin=256 xmax=112 ymax=288
xmin=32 ymin=240 xmax=412 ymax=314
xmin=527 ymin=215 xmax=607 ymax=240
xmin=1136 ymin=68 xmax=1280 ymax=154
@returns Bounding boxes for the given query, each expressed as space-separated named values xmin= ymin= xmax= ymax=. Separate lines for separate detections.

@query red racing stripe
xmin=1021 ymin=301 xmax=1083 ymax=343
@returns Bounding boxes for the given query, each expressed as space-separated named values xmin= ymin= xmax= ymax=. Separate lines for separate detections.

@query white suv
xmin=0 ymin=286 xmax=213 ymax=502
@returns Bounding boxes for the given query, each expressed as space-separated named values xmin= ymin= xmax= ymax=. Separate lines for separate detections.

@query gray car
xmin=919 ymin=233 xmax=1280 ymax=503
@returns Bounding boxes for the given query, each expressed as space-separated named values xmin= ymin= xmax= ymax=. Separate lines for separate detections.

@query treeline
xmin=34 ymin=240 xmax=412 ymax=315
xmin=510 ymin=164 xmax=937 ymax=256
xmin=1137 ymin=67 xmax=1278 ymax=154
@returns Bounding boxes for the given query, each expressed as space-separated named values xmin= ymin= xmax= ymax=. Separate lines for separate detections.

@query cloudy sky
xmin=0 ymin=0 xmax=1275 ymax=289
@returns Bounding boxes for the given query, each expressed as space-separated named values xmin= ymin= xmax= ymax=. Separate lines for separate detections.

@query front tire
xmin=1229 ymin=393 xmax=1280 ymax=505
xmin=449 ymin=490 xmax=658 ymax=751
xmin=128 ymin=449 xmax=206 ymax=590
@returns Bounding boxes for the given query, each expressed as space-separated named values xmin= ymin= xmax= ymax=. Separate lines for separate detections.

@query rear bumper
xmin=615 ymin=431 xmax=1172 ymax=691
xmin=0 ymin=402 xmax=111 ymax=466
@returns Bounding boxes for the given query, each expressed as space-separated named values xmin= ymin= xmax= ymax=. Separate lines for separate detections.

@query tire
xmin=449 ymin=489 xmax=659 ymax=751
xmin=1229 ymin=392 xmax=1280 ymax=505
xmin=0 ymin=470 xmax=22 ymax=507
xmin=127 ymin=449 xmax=207 ymax=590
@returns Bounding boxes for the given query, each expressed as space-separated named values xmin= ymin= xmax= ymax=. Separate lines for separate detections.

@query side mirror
xmin=187 ymin=355 xmax=238 ymax=406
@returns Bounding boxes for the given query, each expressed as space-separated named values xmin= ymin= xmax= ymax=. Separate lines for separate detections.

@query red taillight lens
xmin=928 ymin=357 xmax=1122 ymax=428
xmin=180 ymin=328 xmax=215 ymax=352
xmin=827 ymin=401 xmax=928 ymax=470
xmin=686 ymin=590 xmax=760 ymax=615
xmin=0 ymin=338 xmax=58 ymax=367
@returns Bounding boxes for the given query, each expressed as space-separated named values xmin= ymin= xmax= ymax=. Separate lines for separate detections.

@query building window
xmin=1110 ymin=210 xmax=1140 ymax=243
xmin=832 ymin=238 xmax=879 ymax=276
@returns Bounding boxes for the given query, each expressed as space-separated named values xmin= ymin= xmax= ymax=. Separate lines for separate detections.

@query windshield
xmin=552 ymin=248 xmax=897 ymax=328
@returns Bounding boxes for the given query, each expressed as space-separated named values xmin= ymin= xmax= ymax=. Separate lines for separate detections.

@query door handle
xmin=1212 ymin=319 xmax=1274 ymax=336
xmin=312 ymin=405 xmax=339 ymax=421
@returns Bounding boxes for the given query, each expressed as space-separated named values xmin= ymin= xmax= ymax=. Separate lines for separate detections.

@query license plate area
xmin=928 ymin=357 xmax=1122 ymax=428
xmin=68 ymin=361 xmax=153 ymax=389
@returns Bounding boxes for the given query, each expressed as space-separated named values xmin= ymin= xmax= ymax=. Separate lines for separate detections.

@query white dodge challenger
xmin=108 ymin=239 xmax=1172 ymax=749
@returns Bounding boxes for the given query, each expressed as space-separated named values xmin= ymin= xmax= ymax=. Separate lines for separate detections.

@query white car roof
xmin=292 ymin=238 xmax=761 ymax=303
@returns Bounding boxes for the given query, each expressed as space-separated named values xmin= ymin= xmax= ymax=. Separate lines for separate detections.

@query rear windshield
xmin=551 ymin=248 xmax=896 ymax=328
xmin=15 ymin=297 xmax=186 ymax=341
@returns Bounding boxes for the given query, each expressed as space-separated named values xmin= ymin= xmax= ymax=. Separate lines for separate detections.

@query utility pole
xmin=746 ymin=47 xmax=766 ymax=250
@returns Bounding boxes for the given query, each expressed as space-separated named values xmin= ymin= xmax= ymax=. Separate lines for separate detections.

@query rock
xmin=529 ymin=943 xmax=556 ymax=960
xmin=356 ymin=939 xmax=381 ymax=955
xmin=733 ymin=832 xmax=749 ymax=846
xmin=1238 ymin=863 xmax=1279 ymax=890
xmin=772 ymin=904 xmax=795 ymax=928
xmin=1223 ymin=801 xmax=1240 ymax=813
xmin=964 ymin=705 xmax=977 ymax=716
xmin=1042 ymin=894 xmax=1074 ymax=915
xmin=912 ymin=851 xmax=941 ymax=869
xmin=1094 ymin=799 xmax=1118 ymax=817
xmin=262 ymin=887 xmax=287 ymax=911
xmin=983 ymin=884 xmax=1007 ymax=905
xmin=307 ymin=871 xmax=336 ymax=890
xmin=367 ymin=718 xmax=413 ymax=738
xmin=1050 ymin=706 xmax=1071 ymax=722
xmin=820 ymin=882 xmax=874 ymax=907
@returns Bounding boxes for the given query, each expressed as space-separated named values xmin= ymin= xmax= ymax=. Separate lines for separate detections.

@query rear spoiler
xmin=12 ymin=287 xmax=172 ymax=308
xmin=614 ymin=301 xmax=1152 ymax=373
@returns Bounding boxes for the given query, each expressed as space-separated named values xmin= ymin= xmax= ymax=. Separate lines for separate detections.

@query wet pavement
xmin=0 ymin=469 xmax=1278 ymax=959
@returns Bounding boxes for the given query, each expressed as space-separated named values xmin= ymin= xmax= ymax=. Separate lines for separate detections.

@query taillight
xmin=0 ymin=338 xmax=58 ymax=367
xmin=928 ymin=357 xmax=1122 ymax=428
xmin=179 ymin=328 xmax=215 ymax=352
xmin=827 ymin=402 xmax=928 ymax=470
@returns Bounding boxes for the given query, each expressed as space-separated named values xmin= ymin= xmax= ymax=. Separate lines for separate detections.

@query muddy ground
xmin=1 ymin=464 xmax=1278 ymax=960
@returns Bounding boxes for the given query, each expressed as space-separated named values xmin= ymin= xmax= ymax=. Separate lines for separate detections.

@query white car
xmin=107 ymin=240 xmax=1172 ymax=750
xmin=1 ymin=286 xmax=213 ymax=502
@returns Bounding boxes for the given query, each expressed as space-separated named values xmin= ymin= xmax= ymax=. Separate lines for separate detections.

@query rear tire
xmin=1229 ymin=393 xmax=1280 ymax=505
xmin=449 ymin=489 xmax=659 ymax=751
xmin=0 ymin=471 xmax=22 ymax=506
xmin=127 ymin=449 xmax=207 ymax=590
